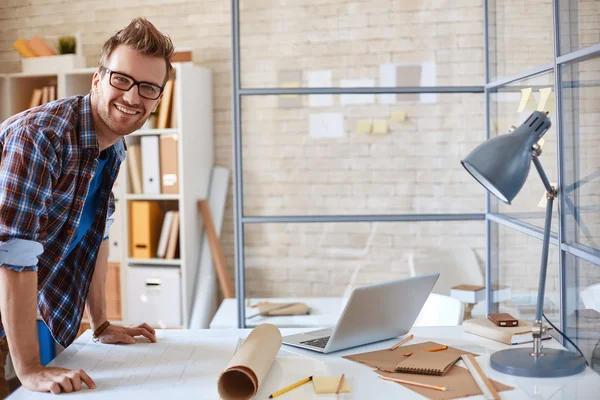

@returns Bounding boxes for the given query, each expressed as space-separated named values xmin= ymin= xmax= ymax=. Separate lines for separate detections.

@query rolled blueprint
xmin=217 ymin=323 xmax=282 ymax=400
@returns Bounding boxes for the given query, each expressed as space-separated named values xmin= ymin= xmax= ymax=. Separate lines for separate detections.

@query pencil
xmin=378 ymin=376 xmax=447 ymax=391
xmin=404 ymin=351 xmax=414 ymax=357
xmin=268 ymin=376 xmax=312 ymax=398
xmin=335 ymin=373 xmax=345 ymax=395
xmin=423 ymin=345 xmax=448 ymax=352
xmin=390 ymin=334 xmax=414 ymax=351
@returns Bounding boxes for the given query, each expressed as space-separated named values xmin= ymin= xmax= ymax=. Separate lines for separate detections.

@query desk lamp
xmin=461 ymin=110 xmax=586 ymax=377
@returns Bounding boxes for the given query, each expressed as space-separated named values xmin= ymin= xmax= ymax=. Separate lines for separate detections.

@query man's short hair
xmin=98 ymin=17 xmax=174 ymax=86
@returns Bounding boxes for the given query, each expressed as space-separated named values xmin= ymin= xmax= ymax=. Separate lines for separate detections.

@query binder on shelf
xmin=140 ymin=135 xmax=161 ymax=194
xmin=157 ymin=211 xmax=174 ymax=258
xmin=165 ymin=210 xmax=180 ymax=260
xmin=41 ymin=86 xmax=49 ymax=104
xmin=127 ymin=143 xmax=143 ymax=194
xmin=169 ymin=82 xmax=177 ymax=129
xmin=48 ymin=85 xmax=56 ymax=102
xmin=129 ymin=201 xmax=163 ymax=259
xmin=29 ymin=88 xmax=43 ymax=109
xmin=159 ymin=135 xmax=179 ymax=194
xmin=157 ymin=79 xmax=174 ymax=129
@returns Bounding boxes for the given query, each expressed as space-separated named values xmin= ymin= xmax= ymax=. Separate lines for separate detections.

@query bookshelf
xmin=0 ymin=63 xmax=214 ymax=330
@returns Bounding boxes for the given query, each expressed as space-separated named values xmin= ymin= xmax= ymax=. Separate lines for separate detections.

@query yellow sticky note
xmin=356 ymin=120 xmax=372 ymax=134
xmin=372 ymin=120 xmax=389 ymax=135
xmin=537 ymin=182 xmax=557 ymax=208
xmin=391 ymin=111 xmax=407 ymax=121
xmin=537 ymin=87 xmax=555 ymax=114
xmin=517 ymin=88 xmax=536 ymax=113
xmin=312 ymin=376 xmax=350 ymax=394
xmin=279 ymin=82 xmax=299 ymax=98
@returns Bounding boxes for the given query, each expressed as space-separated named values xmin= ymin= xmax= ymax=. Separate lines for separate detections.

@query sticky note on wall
xmin=391 ymin=111 xmax=407 ymax=121
xmin=371 ymin=120 xmax=389 ymax=135
xmin=356 ymin=120 xmax=372 ymax=134
xmin=517 ymin=88 xmax=538 ymax=113
xmin=537 ymin=87 xmax=555 ymax=114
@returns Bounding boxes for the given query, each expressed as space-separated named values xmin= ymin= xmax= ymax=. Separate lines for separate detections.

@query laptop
xmin=282 ymin=273 xmax=439 ymax=353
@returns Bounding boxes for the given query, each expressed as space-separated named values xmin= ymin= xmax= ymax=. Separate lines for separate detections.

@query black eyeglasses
xmin=100 ymin=67 xmax=164 ymax=100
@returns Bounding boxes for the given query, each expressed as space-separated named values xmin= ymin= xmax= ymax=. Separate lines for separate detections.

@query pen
xmin=268 ymin=376 xmax=312 ymax=398
xmin=379 ymin=375 xmax=447 ymax=391
xmin=390 ymin=334 xmax=414 ymax=351
xmin=335 ymin=373 xmax=345 ymax=395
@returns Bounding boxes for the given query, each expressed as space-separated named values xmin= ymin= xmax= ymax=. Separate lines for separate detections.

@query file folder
xmin=141 ymin=136 xmax=161 ymax=194
xmin=159 ymin=135 xmax=179 ymax=194
xmin=129 ymin=201 xmax=163 ymax=258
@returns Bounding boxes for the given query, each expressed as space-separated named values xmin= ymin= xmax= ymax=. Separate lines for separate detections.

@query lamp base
xmin=490 ymin=348 xmax=586 ymax=377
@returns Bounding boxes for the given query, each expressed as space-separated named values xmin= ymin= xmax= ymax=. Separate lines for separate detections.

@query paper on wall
xmin=340 ymin=79 xmax=375 ymax=105
xmin=371 ymin=120 xmax=389 ymax=135
xmin=308 ymin=70 xmax=333 ymax=107
xmin=379 ymin=63 xmax=396 ymax=104
xmin=309 ymin=113 xmax=344 ymax=139
xmin=217 ymin=324 xmax=282 ymax=400
xmin=356 ymin=120 xmax=372 ymax=134
xmin=419 ymin=62 xmax=437 ymax=104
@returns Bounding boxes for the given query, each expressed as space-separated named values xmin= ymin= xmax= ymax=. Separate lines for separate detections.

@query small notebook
xmin=394 ymin=351 xmax=461 ymax=376
xmin=312 ymin=376 xmax=350 ymax=394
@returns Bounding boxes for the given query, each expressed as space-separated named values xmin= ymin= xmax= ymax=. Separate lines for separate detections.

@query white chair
xmin=413 ymin=293 xmax=465 ymax=327
xmin=409 ymin=248 xmax=484 ymax=296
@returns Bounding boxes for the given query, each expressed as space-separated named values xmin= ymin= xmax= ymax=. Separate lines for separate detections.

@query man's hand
xmin=96 ymin=323 xmax=157 ymax=344
xmin=19 ymin=365 xmax=95 ymax=394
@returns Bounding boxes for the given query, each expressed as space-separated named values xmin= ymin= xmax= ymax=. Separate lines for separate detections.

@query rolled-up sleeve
xmin=0 ymin=125 xmax=56 ymax=271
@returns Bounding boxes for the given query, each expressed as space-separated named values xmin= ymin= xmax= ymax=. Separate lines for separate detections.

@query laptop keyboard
xmin=300 ymin=336 xmax=330 ymax=348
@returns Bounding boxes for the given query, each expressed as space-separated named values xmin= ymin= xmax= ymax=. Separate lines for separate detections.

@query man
xmin=0 ymin=18 xmax=174 ymax=396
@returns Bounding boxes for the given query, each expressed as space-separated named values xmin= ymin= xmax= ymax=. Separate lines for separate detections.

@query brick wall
xmin=0 ymin=0 xmax=597 ymax=303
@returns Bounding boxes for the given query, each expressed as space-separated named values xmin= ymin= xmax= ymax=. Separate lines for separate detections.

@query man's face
xmin=92 ymin=45 xmax=166 ymax=136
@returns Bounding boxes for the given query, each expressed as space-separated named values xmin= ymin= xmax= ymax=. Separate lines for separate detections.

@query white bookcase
xmin=0 ymin=63 xmax=214 ymax=329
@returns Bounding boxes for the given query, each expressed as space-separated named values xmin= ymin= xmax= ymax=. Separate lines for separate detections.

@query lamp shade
xmin=461 ymin=111 xmax=552 ymax=204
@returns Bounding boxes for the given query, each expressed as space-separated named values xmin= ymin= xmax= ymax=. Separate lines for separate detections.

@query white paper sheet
xmin=14 ymin=333 xmax=329 ymax=400
xmin=340 ymin=79 xmax=375 ymax=105
xmin=379 ymin=64 xmax=396 ymax=104
xmin=419 ymin=62 xmax=437 ymax=104
xmin=309 ymin=113 xmax=344 ymax=139
xmin=307 ymin=70 xmax=333 ymax=107
xmin=19 ymin=337 xmax=239 ymax=399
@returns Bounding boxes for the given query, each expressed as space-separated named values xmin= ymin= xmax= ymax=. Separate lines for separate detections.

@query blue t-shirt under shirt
xmin=66 ymin=152 xmax=108 ymax=257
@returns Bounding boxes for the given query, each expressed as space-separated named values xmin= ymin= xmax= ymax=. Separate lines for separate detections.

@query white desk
xmin=209 ymin=297 xmax=488 ymax=328
xmin=9 ymin=326 xmax=600 ymax=399
xmin=209 ymin=297 xmax=343 ymax=328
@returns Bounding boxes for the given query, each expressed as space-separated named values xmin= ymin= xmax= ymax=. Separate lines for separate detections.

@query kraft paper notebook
xmin=394 ymin=351 xmax=461 ymax=376
xmin=377 ymin=366 xmax=513 ymax=400
xmin=343 ymin=341 xmax=477 ymax=373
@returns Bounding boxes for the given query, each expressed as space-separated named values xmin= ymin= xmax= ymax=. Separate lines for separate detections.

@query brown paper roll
xmin=217 ymin=324 xmax=282 ymax=400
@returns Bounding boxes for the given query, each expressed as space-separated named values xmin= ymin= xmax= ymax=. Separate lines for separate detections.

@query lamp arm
xmin=530 ymin=155 xmax=556 ymax=355
xmin=532 ymin=156 xmax=556 ymax=197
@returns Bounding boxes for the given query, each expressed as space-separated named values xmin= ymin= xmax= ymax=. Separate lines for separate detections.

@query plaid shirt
xmin=0 ymin=94 xmax=126 ymax=347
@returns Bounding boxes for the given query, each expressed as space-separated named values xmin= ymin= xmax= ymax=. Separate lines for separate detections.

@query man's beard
xmin=98 ymin=98 xmax=147 ymax=136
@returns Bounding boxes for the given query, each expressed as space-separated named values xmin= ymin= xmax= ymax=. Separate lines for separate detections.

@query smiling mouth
xmin=114 ymin=104 xmax=141 ymax=116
